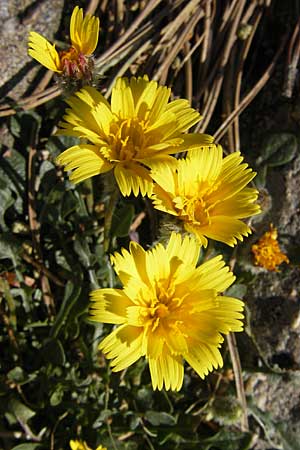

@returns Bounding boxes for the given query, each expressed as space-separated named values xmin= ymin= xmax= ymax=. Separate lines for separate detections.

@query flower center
xmin=176 ymin=179 xmax=222 ymax=227
xmin=143 ymin=281 xmax=181 ymax=332
xmin=155 ymin=304 xmax=169 ymax=318
xmin=59 ymin=47 xmax=91 ymax=79
xmin=182 ymin=196 xmax=211 ymax=226
xmin=109 ymin=118 xmax=146 ymax=162
xmin=186 ymin=197 xmax=210 ymax=225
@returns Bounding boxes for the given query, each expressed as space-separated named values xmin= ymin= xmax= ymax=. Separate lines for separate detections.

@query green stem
xmin=104 ymin=185 xmax=119 ymax=253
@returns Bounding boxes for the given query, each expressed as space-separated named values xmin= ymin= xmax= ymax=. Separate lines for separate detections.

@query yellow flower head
xmin=28 ymin=6 xmax=99 ymax=79
xmin=252 ymin=224 xmax=289 ymax=271
xmin=56 ymin=76 xmax=214 ymax=196
xmin=151 ymin=145 xmax=261 ymax=247
xmin=90 ymin=233 xmax=244 ymax=391
xmin=70 ymin=440 xmax=106 ymax=450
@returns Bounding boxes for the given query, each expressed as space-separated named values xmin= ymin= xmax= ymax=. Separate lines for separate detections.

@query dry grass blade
xmin=213 ymin=30 xmax=289 ymax=142
xmin=227 ymin=333 xmax=249 ymax=432
xmin=154 ymin=7 xmax=204 ymax=83
xmin=196 ymin=0 xmax=247 ymax=133
xmin=283 ymin=17 xmax=300 ymax=98
xmin=95 ymin=0 xmax=162 ymax=65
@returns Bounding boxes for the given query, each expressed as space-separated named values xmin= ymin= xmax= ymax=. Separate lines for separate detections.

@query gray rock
xmin=0 ymin=0 xmax=64 ymax=100
xmin=243 ymin=153 xmax=300 ymax=446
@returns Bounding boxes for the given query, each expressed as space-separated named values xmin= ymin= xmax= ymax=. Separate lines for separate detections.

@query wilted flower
xmin=70 ymin=439 xmax=106 ymax=450
xmin=56 ymin=76 xmax=214 ymax=196
xmin=28 ymin=6 xmax=99 ymax=80
xmin=151 ymin=145 xmax=261 ymax=247
xmin=252 ymin=224 xmax=289 ymax=271
xmin=90 ymin=232 xmax=244 ymax=391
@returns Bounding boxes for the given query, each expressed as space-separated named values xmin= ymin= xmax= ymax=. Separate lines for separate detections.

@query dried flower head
xmin=252 ymin=224 xmax=289 ymax=271
xmin=56 ymin=76 xmax=214 ymax=196
xmin=90 ymin=232 xmax=244 ymax=391
xmin=28 ymin=6 xmax=99 ymax=80
xmin=151 ymin=145 xmax=261 ymax=247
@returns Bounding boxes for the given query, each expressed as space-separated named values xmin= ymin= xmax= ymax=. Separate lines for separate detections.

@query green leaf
xmin=39 ymin=160 xmax=55 ymax=179
xmin=73 ymin=237 xmax=97 ymax=270
xmin=7 ymin=367 xmax=38 ymax=386
xmin=0 ymin=232 xmax=22 ymax=263
xmin=257 ymin=133 xmax=298 ymax=167
xmin=0 ymin=149 xmax=26 ymax=212
xmin=47 ymin=134 xmax=78 ymax=155
xmin=145 ymin=410 xmax=176 ymax=426
xmin=0 ymin=185 xmax=14 ymax=230
xmin=39 ymin=183 xmax=65 ymax=224
xmin=7 ymin=367 xmax=25 ymax=384
xmin=8 ymin=398 xmax=36 ymax=424
xmin=200 ymin=429 xmax=253 ymax=450
xmin=50 ymin=279 xmax=82 ymax=339
xmin=93 ymin=409 xmax=113 ymax=427
xmin=10 ymin=116 xmax=21 ymax=138
xmin=111 ymin=203 xmax=135 ymax=237
xmin=64 ymin=291 xmax=89 ymax=339
xmin=11 ymin=444 xmax=41 ymax=450
xmin=60 ymin=190 xmax=78 ymax=219
xmin=50 ymin=385 xmax=64 ymax=406
xmin=254 ymin=165 xmax=268 ymax=189
xmin=225 ymin=283 xmax=247 ymax=299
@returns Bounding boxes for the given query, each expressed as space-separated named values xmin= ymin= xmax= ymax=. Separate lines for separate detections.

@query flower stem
xmin=104 ymin=183 xmax=119 ymax=253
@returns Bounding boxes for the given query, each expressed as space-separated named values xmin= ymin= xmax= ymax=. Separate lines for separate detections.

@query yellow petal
xmin=151 ymin=184 xmax=177 ymax=216
xmin=56 ymin=144 xmax=113 ymax=183
xmin=28 ymin=31 xmax=61 ymax=72
xmin=111 ymin=83 xmax=135 ymax=118
xmin=70 ymin=440 xmax=92 ymax=450
xmin=165 ymin=98 xmax=201 ymax=132
xmin=211 ymin=188 xmax=260 ymax=218
xmin=100 ymin=325 xmax=143 ymax=371
xmin=184 ymin=343 xmax=223 ymax=379
xmin=114 ymin=163 xmax=153 ymax=197
xmin=89 ymin=289 xmax=131 ymax=324
xmin=166 ymin=232 xmax=199 ymax=268
xmin=183 ymin=223 xmax=209 ymax=247
xmin=135 ymin=80 xmax=159 ymax=119
xmin=151 ymin=163 xmax=177 ymax=195
xmin=210 ymin=152 xmax=257 ymax=202
xmin=92 ymin=102 xmax=114 ymax=136
xmin=147 ymin=85 xmax=170 ymax=125
xmin=111 ymin=241 xmax=150 ymax=287
xmin=193 ymin=255 xmax=235 ymax=292
xmin=148 ymin=350 xmax=184 ymax=391
xmin=59 ymin=87 xmax=110 ymax=139
xmin=200 ymin=216 xmax=252 ymax=246
xmin=146 ymin=243 xmax=170 ymax=282
xmin=70 ymin=6 xmax=100 ymax=55
xmin=128 ymin=75 xmax=150 ymax=106
xmin=187 ymin=145 xmax=223 ymax=182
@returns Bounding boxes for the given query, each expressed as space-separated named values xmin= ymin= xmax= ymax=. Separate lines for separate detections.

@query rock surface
xmin=243 ymin=153 xmax=300 ymax=448
xmin=0 ymin=0 xmax=64 ymax=100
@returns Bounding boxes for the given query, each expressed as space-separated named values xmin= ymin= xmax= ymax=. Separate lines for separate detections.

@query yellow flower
xmin=90 ymin=232 xmax=244 ymax=391
xmin=252 ymin=224 xmax=289 ymax=271
xmin=151 ymin=145 xmax=261 ymax=247
xmin=69 ymin=439 xmax=106 ymax=450
xmin=28 ymin=6 xmax=99 ymax=78
xmin=56 ymin=76 xmax=214 ymax=196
